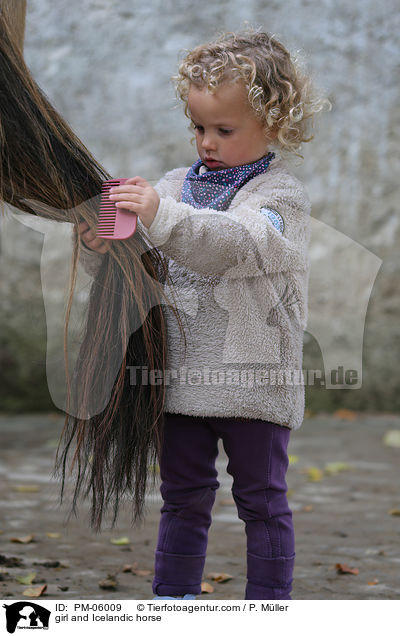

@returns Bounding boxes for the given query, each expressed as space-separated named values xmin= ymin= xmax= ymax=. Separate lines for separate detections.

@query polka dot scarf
xmin=181 ymin=152 xmax=275 ymax=211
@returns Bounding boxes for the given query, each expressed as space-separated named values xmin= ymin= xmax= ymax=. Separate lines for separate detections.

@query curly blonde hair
xmin=173 ymin=29 xmax=331 ymax=157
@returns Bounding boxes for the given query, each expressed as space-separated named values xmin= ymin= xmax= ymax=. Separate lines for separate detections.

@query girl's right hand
xmin=77 ymin=221 xmax=110 ymax=254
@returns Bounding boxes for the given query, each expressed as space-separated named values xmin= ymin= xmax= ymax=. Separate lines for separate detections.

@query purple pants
xmin=152 ymin=413 xmax=295 ymax=600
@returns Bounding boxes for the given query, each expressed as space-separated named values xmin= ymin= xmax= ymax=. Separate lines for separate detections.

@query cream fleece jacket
xmin=79 ymin=155 xmax=311 ymax=430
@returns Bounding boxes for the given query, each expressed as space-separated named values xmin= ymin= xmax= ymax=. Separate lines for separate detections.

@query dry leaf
xmin=335 ymin=563 xmax=359 ymax=575
xmin=302 ymin=505 xmax=313 ymax=512
xmin=10 ymin=535 xmax=34 ymax=544
xmin=207 ymin=572 xmax=233 ymax=583
xmin=110 ymin=536 xmax=130 ymax=545
xmin=12 ymin=485 xmax=40 ymax=493
xmin=121 ymin=563 xmax=151 ymax=576
xmin=16 ymin=572 xmax=36 ymax=585
xmin=122 ymin=562 xmax=138 ymax=573
xmin=382 ymin=430 xmax=400 ymax=448
xmin=367 ymin=579 xmax=379 ymax=586
xmin=324 ymin=462 xmax=353 ymax=475
xmin=98 ymin=575 xmax=117 ymax=589
xmin=46 ymin=532 xmax=62 ymax=539
xmin=23 ymin=584 xmax=47 ymax=597
xmin=201 ymin=581 xmax=214 ymax=594
xmin=305 ymin=467 xmax=323 ymax=482
xmin=388 ymin=509 xmax=400 ymax=516
xmin=334 ymin=409 xmax=357 ymax=421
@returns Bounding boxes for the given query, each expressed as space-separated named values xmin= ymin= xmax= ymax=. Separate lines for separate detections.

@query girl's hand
xmin=108 ymin=176 xmax=160 ymax=229
xmin=77 ymin=220 xmax=110 ymax=254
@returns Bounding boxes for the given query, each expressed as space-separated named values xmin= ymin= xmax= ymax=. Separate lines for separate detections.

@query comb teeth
xmin=96 ymin=178 xmax=137 ymax=240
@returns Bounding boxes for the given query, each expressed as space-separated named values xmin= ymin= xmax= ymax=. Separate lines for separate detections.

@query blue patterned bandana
xmin=181 ymin=152 xmax=275 ymax=211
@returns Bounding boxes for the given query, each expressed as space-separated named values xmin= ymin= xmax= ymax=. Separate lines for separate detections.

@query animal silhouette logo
xmin=3 ymin=602 xmax=50 ymax=633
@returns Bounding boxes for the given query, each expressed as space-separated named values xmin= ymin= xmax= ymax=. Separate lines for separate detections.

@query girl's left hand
xmin=108 ymin=176 xmax=160 ymax=229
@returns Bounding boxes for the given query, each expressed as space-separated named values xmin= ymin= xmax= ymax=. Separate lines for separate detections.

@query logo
xmin=3 ymin=602 xmax=51 ymax=633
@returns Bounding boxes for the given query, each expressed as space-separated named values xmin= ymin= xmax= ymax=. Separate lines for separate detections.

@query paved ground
xmin=0 ymin=411 xmax=399 ymax=600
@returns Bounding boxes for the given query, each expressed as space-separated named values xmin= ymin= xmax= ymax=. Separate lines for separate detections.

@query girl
xmin=78 ymin=30 xmax=329 ymax=600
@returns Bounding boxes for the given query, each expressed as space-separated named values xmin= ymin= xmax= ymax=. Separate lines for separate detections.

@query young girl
xmin=78 ymin=30 xmax=328 ymax=601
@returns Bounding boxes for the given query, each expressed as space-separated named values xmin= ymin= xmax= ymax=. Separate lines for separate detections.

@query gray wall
xmin=1 ymin=0 xmax=399 ymax=411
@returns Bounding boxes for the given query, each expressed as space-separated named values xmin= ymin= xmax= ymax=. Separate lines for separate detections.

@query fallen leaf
xmin=98 ymin=574 xmax=117 ymax=589
xmin=302 ymin=505 xmax=313 ymax=512
xmin=16 ymin=572 xmax=36 ymax=585
xmin=46 ymin=532 xmax=62 ymax=539
xmin=201 ymin=581 xmax=214 ymax=594
xmin=131 ymin=569 xmax=152 ymax=576
xmin=305 ymin=467 xmax=324 ymax=482
xmin=122 ymin=562 xmax=138 ymax=573
xmin=206 ymin=572 xmax=233 ymax=583
xmin=12 ymin=485 xmax=40 ymax=493
xmin=333 ymin=408 xmax=357 ymax=421
xmin=23 ymin=584 xmax=47 ymax=597
xmin=110 ymin=536 xmax=130 ymax=545
xmin=388 ymin=509 xmax=400 ymax=516
xmin=367 ymin=579 xmax=379 ymax=586
xmin=335 ymin=563 xmax=359 ymax=575
xmin=382 ymin=430 xmax=400 ymax=448
xmin=324 ymin=462 xmax=353 ymax=475
xmin=288 ymin=455 xmax=299 ymax=465
xmin=287 ymin=488 xmax=294 ymax=498
xmin=10 ymin=535 xmax=34 ymax=544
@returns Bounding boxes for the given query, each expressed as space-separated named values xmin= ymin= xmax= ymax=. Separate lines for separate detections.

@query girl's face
xmin=187 ymin=80 xmax=273 ymax=171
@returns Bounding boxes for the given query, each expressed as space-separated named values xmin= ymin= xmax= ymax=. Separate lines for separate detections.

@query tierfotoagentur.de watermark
xmin=126 ymin=365 xmax=359 ymax=387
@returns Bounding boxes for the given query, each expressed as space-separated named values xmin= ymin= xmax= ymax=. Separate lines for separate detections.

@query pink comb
xmin=96 ymin=178 xmax=137 ymax=240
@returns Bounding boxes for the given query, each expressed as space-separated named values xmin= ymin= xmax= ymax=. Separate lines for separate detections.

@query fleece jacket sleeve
xmin=145 ymin=172 xmax=311 ymax=277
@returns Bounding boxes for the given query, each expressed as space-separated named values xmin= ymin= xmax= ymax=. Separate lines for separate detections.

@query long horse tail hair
xmin=0 ymin=9 xmax=186 ymax=531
